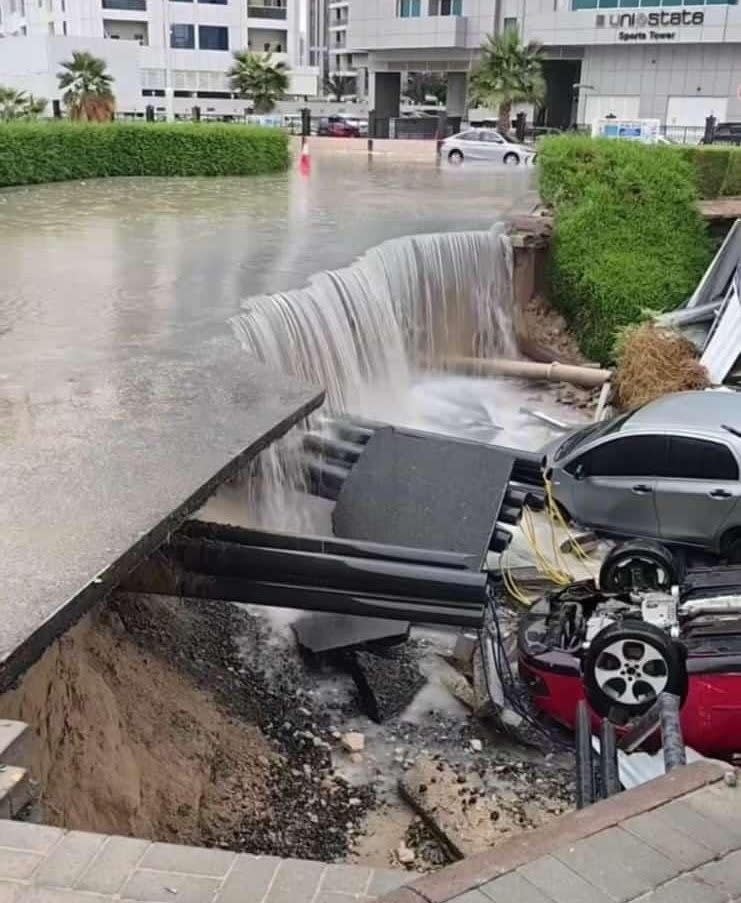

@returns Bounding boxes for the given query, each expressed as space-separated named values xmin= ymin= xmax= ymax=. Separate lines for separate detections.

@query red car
xmin=317 ymin=116 xmax=360 ymax=138
xmin=518 ymin=568 xmax=741 ymax=759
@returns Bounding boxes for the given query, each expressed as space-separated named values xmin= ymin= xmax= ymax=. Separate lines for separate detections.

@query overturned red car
xmin=518 ymin=560 xmax=741 ymax=759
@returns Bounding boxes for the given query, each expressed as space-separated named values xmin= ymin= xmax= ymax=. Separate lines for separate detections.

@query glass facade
xmin=398 ymin=0 xmax=420 ymax=15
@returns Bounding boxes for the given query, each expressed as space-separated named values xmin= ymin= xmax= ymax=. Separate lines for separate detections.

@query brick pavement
xmin=377 ymin=761 xmax=741 ymax=903
xmin=0 ymin=825 xmax=405 ymax=903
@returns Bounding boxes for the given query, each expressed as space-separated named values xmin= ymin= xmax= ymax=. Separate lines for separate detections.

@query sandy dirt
xmin=0 ymin=606 xmax=274 ymax=845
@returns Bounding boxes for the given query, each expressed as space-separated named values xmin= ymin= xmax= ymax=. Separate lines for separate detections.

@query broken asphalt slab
xmin=349 ymin=647 xmax=427 ymax=723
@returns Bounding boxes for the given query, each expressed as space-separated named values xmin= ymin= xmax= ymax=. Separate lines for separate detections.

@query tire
xmin=503 ymin=152 xmax=520 ymax=166
xmin=583 ymin=620 xmax=687 ymax=718
xmin=599 ymin=540 xmax=682 ymax=593
xmin=448 ymin=149 xmax=464 ymax=164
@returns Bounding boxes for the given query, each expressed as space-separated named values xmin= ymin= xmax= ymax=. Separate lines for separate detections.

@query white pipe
xmin=437 ymin=356 xmax=612 ymax=389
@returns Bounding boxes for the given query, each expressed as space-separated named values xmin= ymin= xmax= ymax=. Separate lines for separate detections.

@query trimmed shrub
xmin=678 ymin=146 xmax=731 ymax=199
xmin=721 ymin=150 xmax=741 ymax=197
xmin=539 ymin=136 xmax=711 ymax=363
xmin=0 ymin=121 xmax=290 ymax=186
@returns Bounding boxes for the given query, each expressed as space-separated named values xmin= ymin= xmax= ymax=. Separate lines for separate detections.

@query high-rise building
xmin=347 ymin=0 xmax=741 ymax=129
xmin=306 ymin=0 xmax=357 ymax=95
xmin=0 ymin=0 xmax=319 ymax=115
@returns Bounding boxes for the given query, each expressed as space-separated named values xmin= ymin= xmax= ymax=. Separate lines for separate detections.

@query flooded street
xmin=0 ymin=157 xmax=534 ymax=391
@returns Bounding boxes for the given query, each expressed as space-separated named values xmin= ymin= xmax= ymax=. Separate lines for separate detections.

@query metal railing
xmin=247 ymin=4 xmax=286 ymax=18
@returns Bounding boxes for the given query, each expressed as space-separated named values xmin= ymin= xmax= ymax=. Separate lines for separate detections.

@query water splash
xmin=230 ymin=224 xmax=515 ymax=416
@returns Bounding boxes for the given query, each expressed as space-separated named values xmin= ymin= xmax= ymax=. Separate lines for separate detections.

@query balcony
xmin=102 ymin=0 xmax=146 ymax=11
xmin=247 ymin=4 xmax=286 ymax=18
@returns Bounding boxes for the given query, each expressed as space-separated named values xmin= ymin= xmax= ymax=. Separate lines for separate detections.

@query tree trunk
xmin=498 ymin=101 xmax=512 ymax=135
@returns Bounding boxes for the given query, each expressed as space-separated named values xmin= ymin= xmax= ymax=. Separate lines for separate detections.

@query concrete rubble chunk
xmin=349 ymin=647 xmax=426 ymax=723
xmin=341 ymin=732 xmax=365 ymax=754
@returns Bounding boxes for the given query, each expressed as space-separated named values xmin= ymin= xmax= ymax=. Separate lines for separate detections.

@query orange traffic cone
xmin=299 ymin=140 xmax=311 ymax=176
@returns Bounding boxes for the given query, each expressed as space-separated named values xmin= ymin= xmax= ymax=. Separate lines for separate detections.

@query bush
xmin=721 ymin=150 xmax=741 ymax=196
xmin=539 ymin=136 xmax=711 ymax=363
xmin=679 ymin=146 xmax=730 ymax=199
xmin=0 ymin=121 xmax=290 ymax=186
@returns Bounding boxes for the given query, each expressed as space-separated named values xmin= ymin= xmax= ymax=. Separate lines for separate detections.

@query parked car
xmin=317 ymin=115 xmax=361 ymax=138
xmin=706 ymin=122 xmax=741 ymax=145
xmin=440 ymin=129 xmax=536 ymax=166
xmin=542 ymin=391 xmax=741 ymax=557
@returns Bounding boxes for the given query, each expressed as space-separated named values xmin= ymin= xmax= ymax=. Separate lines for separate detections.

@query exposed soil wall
xmin=0 ymin=594 xmax=371 ymax=858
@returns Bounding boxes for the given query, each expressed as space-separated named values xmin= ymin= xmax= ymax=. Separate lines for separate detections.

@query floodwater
xmin=0 ymin=156 xmax=534 ymax=387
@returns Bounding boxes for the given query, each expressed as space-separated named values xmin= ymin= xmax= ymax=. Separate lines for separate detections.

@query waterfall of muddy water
xmin=221 ymin=223 xmax=518 ymax=534
xmin=231 ymin=224 xmax=515 ymax=417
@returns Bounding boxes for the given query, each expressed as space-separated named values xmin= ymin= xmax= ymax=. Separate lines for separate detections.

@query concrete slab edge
xmin=390 ymin=760 xmax=728 ymax=903
xmin=0 ymin=390 xmax=324 ymax=694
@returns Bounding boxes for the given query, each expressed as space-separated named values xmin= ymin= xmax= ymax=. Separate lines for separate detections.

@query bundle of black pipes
xmin=160 ymin=520 xmax=488 ymax=628
xmin=302 ymin=417 xmax=543 ymax=554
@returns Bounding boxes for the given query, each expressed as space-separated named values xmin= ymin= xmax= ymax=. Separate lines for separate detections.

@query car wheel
xmin=503 ymin=152 xmax=520 ymax=166
xmin=721 ymin=532 xmax=741 ymax=564
xmin=448 ymin=149 xmax=464 ymax=164
xmin=583 ymin=620 xmax=687 ymax=718
xmin=599 ymin=540 xmax=682 ymax=593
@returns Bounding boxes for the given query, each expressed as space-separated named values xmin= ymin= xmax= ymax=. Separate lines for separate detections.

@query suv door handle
xmin=710 ymin=488 xmax=732 ymax=499
xmin=632 ymin=484 xmax=652 ymax=494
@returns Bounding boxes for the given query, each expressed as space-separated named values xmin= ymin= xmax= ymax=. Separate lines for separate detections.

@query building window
xmin=171 ymin=0 xmax=193 ymax=4
xmin=439 ymin=0 xmax=462 ymax=12
xmin=198 ymin=24 xmax=228 ymax=49
xmin=62 ymin=18 xmax=66 ymax=31
xmin=503 ymin=16 xmax=518 ymax=30
xmin=199 ymin=0 xmax=227 ymax=4
xmin=170 ymin=22 xmax=195 ymax=47
xmin=398 ymin=0 xmax=421 ymax=15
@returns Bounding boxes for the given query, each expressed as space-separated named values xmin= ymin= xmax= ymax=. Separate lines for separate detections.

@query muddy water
xmin=0 ymin=158 xmax=533 ymax=389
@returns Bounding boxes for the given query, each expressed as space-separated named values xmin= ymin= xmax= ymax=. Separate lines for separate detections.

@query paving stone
xmin=554 ymin=827 xmax=677 ymax=902
xmin=0 ymin=823 xmax=63 ymax=855
xmin=33 ymin=831 xmax=106 ymax=888
xmin=696 ymin=850 xmax=741 ymax=897
xmin=217 ymin=855 xmax=281 ymax=903
xmin=444 ymin=891 xmax=490 ymax=903
xmin=687 ymin=788 xmax=741 ymax=847
xmin=365 ymin=870 xmax=407 ymax=898
xmin=321 ymin=865 xmax=372 ymax=896
xmin=633 ymin=873 xmax=729 ymax=903
xmin=314 ymin=894 xmax=358 ymax=903
xmin=621 ymin=809 xmax=716 ymax=871
xmin=121 ymin=869 xmax=220 ymax=903
xmin=480 ymin=871 xmax=553 ymax=903
xmin=16 ymin=889 xmax=102 ymax=903
xmin=519 ymin=854 xmax=613 ymax=903
xmin=264 ymin=859 xmax=325 ymax=903
xmin=660 ymin=800 xmax=740 ymax=857
xmin=139 ymin=843 xmax=236 ymax=877
xmin=0 ymin=850 xmax=44 ymax=880
xmin=75 ymin=836 xmax=150 ymax=895
xmin=0 ymin=882 xmax=23 ymax=903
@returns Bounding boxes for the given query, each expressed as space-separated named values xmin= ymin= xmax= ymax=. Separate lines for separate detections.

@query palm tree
xmin=469 ymin=31 xmax=545 ymax=134
xmin=228 ymin=51 xmax=289 ymax=114
xmin=0 ymin=86 xmax=47 ymax=121
xmin=325 ymin=74 xmax=355 ymax=102
xmin=404 ymin=72 xmax=446 ymax=106
xmin=57 ymin=51 xmax=115 ymax=121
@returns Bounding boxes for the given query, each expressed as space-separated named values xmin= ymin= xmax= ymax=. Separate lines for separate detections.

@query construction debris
xmin=292 ymin=613 xmax=410 ymax=655
xmin=349 ymin=647 xmax=427 ymax=723
xmin=341 ymin=732 xmax=366 ymax=754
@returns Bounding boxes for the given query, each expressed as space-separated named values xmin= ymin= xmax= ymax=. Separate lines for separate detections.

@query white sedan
xmin=441 ymin=128 xmax=536 ymax=166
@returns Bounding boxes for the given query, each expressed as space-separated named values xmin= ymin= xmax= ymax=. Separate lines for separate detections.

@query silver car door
xmin=480 ymin=131 xmax=506 ymax=162
xmin=557 ymin=435 xmax=665 ymax=537
xmin=655 ymin=436 xmax=741 ymax=547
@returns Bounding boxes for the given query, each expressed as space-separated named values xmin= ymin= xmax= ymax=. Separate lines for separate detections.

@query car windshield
xmin=554 ymin=410 xmax=635 ymax=460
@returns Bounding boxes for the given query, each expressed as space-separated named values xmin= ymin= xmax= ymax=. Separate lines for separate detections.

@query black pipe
xmin=498 ymin=505 xmax=522 ymax=527
xmin=599 ymin=719 xmax=620 ymax=798
xmin=174 ymin=573 xmax=485 ymax=627
xmin=303 ymin=456 xmax=348 ymax=500
xmin=303 ymin=432 xmax=364 ymax=466
xmin=183 ymin=521 xmax=477 ymax=571
xmin=167 ymin=537 xmax=488 ymax=604
xmin=318 ymin=418 xmax=374 ymax=446
xmin=489 ymin=528 xmax=513 ymax=553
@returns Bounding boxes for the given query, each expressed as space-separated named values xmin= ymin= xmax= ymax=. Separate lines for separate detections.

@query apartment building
xmin=307 ymin=0 xmax=357 ymax=93
xmin=0 ymin=0 xmax=319 ymax=115
xmin=347 ymin=0 xmax=741 ymax=128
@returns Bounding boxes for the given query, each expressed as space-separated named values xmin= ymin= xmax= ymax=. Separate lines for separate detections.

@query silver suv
xmin=543 ymin=391 xmax=741 ymax=557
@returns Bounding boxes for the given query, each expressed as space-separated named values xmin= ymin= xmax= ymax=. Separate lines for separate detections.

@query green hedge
xmin=0 ymin=121 xmax=290 ymax=186
xmin=539 ymin=136 xmax=712 ymax=363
